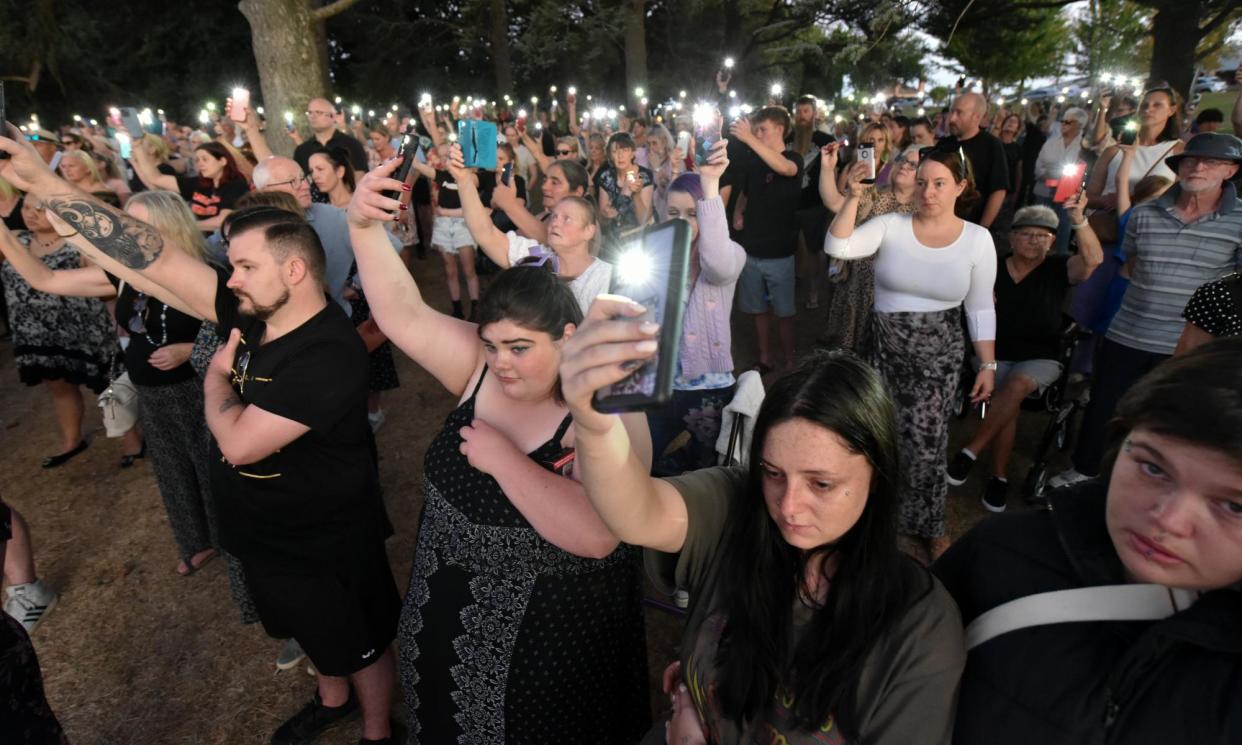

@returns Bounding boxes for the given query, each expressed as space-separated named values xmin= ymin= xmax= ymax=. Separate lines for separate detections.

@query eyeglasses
xmin=1180 ymin=157 xmax=1235 ymax=170
xmin=556 ymin=149 xmax=574 ymax=156
xmin=515 ymin=251 xmax=560 ymax=273
xmin=1010 ymin=230 xmax=1054 ymax=241
xmin=305 ymin=109 xmax=334 ymax=118
xmin=61 ymin=140 xmax=76 ymax=146
xmin=266 ymin=175 xmax=310 ymax=191
xmin=897 ymin=157 xmax=919 ymax=169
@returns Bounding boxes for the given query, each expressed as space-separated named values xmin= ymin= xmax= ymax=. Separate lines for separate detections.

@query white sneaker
xmin=1048 ymin=468 xmax=1092 ymax=490
xmin=4 ymin=580 xmax=59 ymax=634
xmin=275 ymin=638 xmax=307 ymax=671
xmin=368 ymin=409 xmax=386 ymax=434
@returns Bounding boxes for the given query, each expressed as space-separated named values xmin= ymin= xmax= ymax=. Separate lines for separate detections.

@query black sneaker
xmin=271 ymin=691 xmax=359 ymax=745
xmin=982 ymin=477 xmax=1009 ymax=513
xmin=946 ymin=450 xmax=976 ymax=486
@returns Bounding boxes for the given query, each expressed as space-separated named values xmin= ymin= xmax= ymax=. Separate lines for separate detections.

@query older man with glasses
xmin=292 ymin=97 xmax=368 ymax=178
xmin=947 ymin=199 xmax=1103 ymax=512
xmin=1032 ymin=107 xmax=1089 ymax=253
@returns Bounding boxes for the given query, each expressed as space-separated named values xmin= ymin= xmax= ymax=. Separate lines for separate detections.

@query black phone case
xmin=382 ymin=128 xmax=418 ymax=202
xmin=592 ymin=219 xmax=692 ymax=413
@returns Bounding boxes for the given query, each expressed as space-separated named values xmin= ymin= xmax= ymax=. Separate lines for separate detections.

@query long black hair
xmin=712 ymin=350 xmax=917 ymax=738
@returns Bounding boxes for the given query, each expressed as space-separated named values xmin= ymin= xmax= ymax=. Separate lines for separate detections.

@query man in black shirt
xmin=0 ymin=129 xmax=400 ymax=745
xmin=939 ymin=93 xmax=1010 ymax=229
xmin=945 ymin=203 xmax=1102 ymax=511
xmin=294 ymin=97 xmax=369 ymax=175
xmin=723 ymin=106 xmax=804 ymax=371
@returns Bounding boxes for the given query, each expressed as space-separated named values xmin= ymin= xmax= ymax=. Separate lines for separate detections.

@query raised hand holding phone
xmin=229 ymin=87 xmax=250 ymax=123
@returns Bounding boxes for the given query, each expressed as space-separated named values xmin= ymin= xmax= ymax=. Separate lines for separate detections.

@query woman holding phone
xmin=825 ymin=148 xmax=997 ymax=561
xmin=131 ymin=140 xmax=247 ymax=232
xmin=596 ymin=132 xmax=655 ymax=249
xmin=347 ymin=161 xmax=653 ymax=741
xmin=558 ymin=334 xmax=965 ymax=743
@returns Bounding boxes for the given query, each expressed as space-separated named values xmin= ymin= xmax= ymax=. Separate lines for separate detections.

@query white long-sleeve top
xmin=824 ymin=212 xmax=998 ymax=341
xmin=1032 ymin=135 xmax=1083 ymax=198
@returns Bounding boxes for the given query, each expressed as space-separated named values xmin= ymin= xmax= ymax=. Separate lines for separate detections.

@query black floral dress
xmin=398 ymin=367 xmax=649 ymax=743
xmin=1 ymin=236 xmax=115 ymax=391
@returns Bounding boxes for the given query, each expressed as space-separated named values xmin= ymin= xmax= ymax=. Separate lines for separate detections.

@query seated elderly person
xmin=947 ymin=199 xmax=1102 ymax=511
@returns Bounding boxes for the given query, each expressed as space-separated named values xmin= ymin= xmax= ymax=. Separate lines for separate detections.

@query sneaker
xmin=3 ymin=580 xmax=58 ymax=634
xmin=1048 ymin=468 xmax=1092 ymax=490
xmin=275 ymin=638 xmax=307 ymax=671
xmin=946 ymin=449 xmax=976 ymax=486
xmin=368 ymin=409 xmax=386 ymax=434
xmin=982 ymin=477 xmax=1009 ymax=513
xmin=271 ymin=691 xmax=359 ymax=745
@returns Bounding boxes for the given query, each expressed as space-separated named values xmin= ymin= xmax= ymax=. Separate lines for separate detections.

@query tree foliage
xmin=927 ymin=0 xmax=1073 ymax=86
xmin=1072 ymin=0 xmax=1153 ymax=80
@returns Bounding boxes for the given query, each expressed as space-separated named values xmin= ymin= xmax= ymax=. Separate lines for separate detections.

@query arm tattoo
xmin=46 ymin=195 xmax=165 ymax=269
xmin=218 ymin=394 xmax=243 ymax=415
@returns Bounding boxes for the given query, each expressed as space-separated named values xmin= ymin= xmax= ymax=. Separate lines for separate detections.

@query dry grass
xmin=0 ymin=250 xmax=1057 ymax=743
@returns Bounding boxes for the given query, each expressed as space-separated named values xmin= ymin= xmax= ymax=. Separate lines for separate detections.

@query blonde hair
xmin=143 ymin=133 xmax=171 ymax=162
xmin=125 ymin=191 xmax=211 ymax=264
xmin=860 ymin=122 xmax=893 ymax=164
xmin=61 ymin=149 xmax=102 ymax=183
xmin=0 ymin=175 xmax=17 ymax=201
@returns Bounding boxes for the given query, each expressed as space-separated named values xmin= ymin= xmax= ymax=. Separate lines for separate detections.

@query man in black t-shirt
xmin=5 ymin=130 xmax=401 ymax=745
xmin=293 ymin=97 xmax=369 ymax=176
xmin=723 ymin=106 xmax=804 ymax=371
xmin=945 ymin=204 xmax=1102 ymax=511
xmin=939 ymin=93 xmax=1010 ymax=229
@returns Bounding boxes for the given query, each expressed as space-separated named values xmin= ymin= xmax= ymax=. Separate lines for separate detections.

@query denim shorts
xmin=432 ymin=216 xmax=475 ymax=252
xmin=988 ymin=358 xmax=1064 ymax=396
xmin=737 ymin=255 xmax=796 ymax=317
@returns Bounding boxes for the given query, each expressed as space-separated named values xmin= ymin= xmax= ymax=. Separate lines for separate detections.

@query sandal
xmin=120 ymin=441 xmax=147 ymax=469
xmin=42 ymin=440 xmax=88 ymax=469
xmin=176 ymin=548 xmax=218 ymax=577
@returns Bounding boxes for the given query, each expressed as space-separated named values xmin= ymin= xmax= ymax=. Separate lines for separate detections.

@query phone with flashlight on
xmin=592 ymin=219 xmax=692 ymax=413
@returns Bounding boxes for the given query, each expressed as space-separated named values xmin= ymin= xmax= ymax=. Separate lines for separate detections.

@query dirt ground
xmin=0 ymin=251 xmax=1066 ymax=744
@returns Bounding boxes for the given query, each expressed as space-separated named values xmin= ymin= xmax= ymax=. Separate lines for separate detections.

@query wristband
xmin=980 ymin=361 xmax=998 ymax=371
xmin=1070 ymin=221 xmax=1088 ymax=230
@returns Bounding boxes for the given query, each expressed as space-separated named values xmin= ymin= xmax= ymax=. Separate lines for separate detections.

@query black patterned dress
xmin=0 ymin=237 xmax=114 ymax=391
xmin=398 ymin=367 xmax=649 ymax=744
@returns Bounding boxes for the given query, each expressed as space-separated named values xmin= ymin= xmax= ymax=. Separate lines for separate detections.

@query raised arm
xmin=0 ymin=223 xmax=114 ymax=297
xmin=447 ymin=146 xmax=513 ymax=266
xmin=0 ymin=127 xmax=220 ymax=323
xmin=1063 ymin=190 xmax=1103 ymax=284
xmin=824 ymin=167 xmax=883 ymax=257
xmin=521 ymin=129 xmax=553 ymax=174
xmin=1085 ymin=146 xmax=1119 ymax=211
xmin=231 ymin=98 xmax=274 ymax=163
xmin=729 ymin=118 xmax=797 ymax=177
xmin=130 ymin=139 xmax=179 ymax=192
xmin=348 ymin=158 xmax=485 ymax=396
xmin=558 ymin=296 xmax=692 ymax=553
xmin=695 ymin=141 xmax=746 ymax=285
xmin=818 ymin=143 xmax=846 ymax=213
xmin=493 ymin=183 xmax=547 ymax=242
xmin=567 ymin=94 xmax=581 ymax=137
xmin=1113 ymin=144 xmax=1137 ymax=216
xmin=418 ymin=104 xmax=444 ymax=147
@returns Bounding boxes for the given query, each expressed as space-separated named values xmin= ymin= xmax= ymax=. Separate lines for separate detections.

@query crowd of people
xmin=1 ymin=60 xmax=1241 ymax=745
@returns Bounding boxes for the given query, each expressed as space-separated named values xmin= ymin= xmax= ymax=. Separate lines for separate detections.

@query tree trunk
xmin=238 ymin=0 xmax=330 ymax=156
xmin=624 ymin=0 xmax=648 ymax=111
xmin=1148 ymin=0 xmax=1201 ymax=100
xmin=489 ymin=0 xmax=513 ymax=95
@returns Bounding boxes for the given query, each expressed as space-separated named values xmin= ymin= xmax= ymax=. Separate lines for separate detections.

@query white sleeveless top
xmin=1102 ymin=140 xmax=1179 ymax=196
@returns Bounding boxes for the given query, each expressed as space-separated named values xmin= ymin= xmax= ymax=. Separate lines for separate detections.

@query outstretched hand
xmin=0 ymin=122 xmax=58 ymax=193
xmin=348 ymin=158 xmax=408 ymax=229
xmin=559 ymin=295 xmax=659 ymax=435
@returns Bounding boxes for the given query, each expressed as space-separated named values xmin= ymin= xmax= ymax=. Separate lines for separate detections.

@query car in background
xmin=1194 ymin=76 xmax=1227 ymax=93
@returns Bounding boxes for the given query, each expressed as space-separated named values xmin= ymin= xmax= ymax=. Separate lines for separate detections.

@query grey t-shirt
xmin=646 ymin=466 xmax=965 ymax=745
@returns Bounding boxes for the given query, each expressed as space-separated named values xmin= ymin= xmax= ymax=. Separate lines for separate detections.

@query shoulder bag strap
xmin=964 ymin=584 xmax=1199 ymax=651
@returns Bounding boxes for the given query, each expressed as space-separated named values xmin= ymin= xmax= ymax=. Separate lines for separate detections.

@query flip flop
xmin=42 ymin=440 xmax=88 ymax=469
xmin=177 ymin=548 xmax=218 ymax=577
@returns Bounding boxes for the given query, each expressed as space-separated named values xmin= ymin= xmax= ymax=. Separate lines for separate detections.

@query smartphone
xmin=693 ymin=105 xmax=722 ymax=163
xmin=381 ymin=127 xmax=418 ymax=204
xmin=857 ymin=143 xmax=876 ymax=184
xmin=593 ymin=219 xmax=692 ymax=413
xmin=956 ymin=76 xmax=966 ymax=89
xmin=676 ymin=130 xmax=691 ymax=153
xmin=116 ymin=132 xmax=132 ymax=159
xmin=1053 ymin=162 xmax=1086 ymax=203
xmin=1119 ymin=119 xmax=1139 ymax=145
xmin=118 ymin=107 xmax=145 ymax=139
xmin=502 ymin=162 xmax=513 ymax=186
xmin=458 ymin=120 xmax=498 ymax=170
xmin=230 ymin=87 xmax=250 ymax=123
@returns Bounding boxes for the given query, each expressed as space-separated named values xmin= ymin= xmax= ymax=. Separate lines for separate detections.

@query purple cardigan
xmin=680 ymin=197 xmax=747 ymax=379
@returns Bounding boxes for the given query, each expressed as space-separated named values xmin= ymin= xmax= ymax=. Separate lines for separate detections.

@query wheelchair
xmin=1020 ymin=320 xmax=1093 ymax=503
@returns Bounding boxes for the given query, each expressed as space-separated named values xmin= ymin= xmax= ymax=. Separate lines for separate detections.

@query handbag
xmin=99 ymin=279 xmax=141 ymax=437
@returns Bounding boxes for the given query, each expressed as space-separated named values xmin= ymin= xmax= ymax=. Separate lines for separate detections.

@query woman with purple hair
xmin=647 ymin=141 xmax=747 ymax=475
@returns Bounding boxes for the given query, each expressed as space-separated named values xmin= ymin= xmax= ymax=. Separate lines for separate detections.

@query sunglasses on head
xmin=515 ymin=251 xmax=560 ymax=273
xmin=918 ymin=144 xmax=969 ymax=181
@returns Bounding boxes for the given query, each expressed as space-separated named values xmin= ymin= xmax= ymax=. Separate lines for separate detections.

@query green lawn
xmin=1196 ymin=90 xmax=1237 ymax=133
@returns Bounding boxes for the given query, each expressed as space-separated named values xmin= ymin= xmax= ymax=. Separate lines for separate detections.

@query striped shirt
xmin=1107 ymin=183 xmax=1242 ymax=354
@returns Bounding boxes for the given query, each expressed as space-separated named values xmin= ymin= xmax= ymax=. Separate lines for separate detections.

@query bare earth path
xmin=0 ymin=252 xmax=1060 ymax=744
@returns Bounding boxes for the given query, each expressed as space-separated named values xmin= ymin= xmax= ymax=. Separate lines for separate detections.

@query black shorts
xmin=244 ymin=541 xmax=400 ymax=677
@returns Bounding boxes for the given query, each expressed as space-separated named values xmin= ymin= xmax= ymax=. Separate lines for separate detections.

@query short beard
xmin=238 ymin=287 xmax=291 ymax=321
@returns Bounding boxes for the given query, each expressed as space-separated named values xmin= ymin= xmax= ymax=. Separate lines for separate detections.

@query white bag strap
xmin=965 ymin=584 xmax=1199 ymax=651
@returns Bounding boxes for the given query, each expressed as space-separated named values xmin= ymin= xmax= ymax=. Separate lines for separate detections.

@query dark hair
xmin=474 ymin=267 xmax=583 ymax=403
xmin=910 ymin=117 xmax=934 ymax=133
xmin=194 ymin=142 xmax=245 ymax=186
xmin=1141 ymin=87 xmax=1183 ymax=143
xmin=223 ymin=206 xmax=325 ymax=284
xmin=795 ymin=95 xmax=817 ymax=108
xmin=606 ymin=132 xmax=637 ymax=160
xmin=713 ymin=350 xmax=919 ymax=738
xmin=752 ymin=105 xmax=792 ymax=136
xmin=1100 ymin=336 xmax=1242 ymax=481
xmin=312 ymin=147 xmax=357 ymax=194
xmin=1195 ymin=108 xmax=1225 ymax=126
xmin=918 ymin=148 xmax=980 ymax=219
xmin=549 ymin=159 xmax=590 ymax=195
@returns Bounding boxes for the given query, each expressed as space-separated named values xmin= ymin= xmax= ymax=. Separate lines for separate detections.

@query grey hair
xmin=1061 ymin=107 xmax=1089 ymax=126
xmin=252 ymin=156 xmax=302 ymax=189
